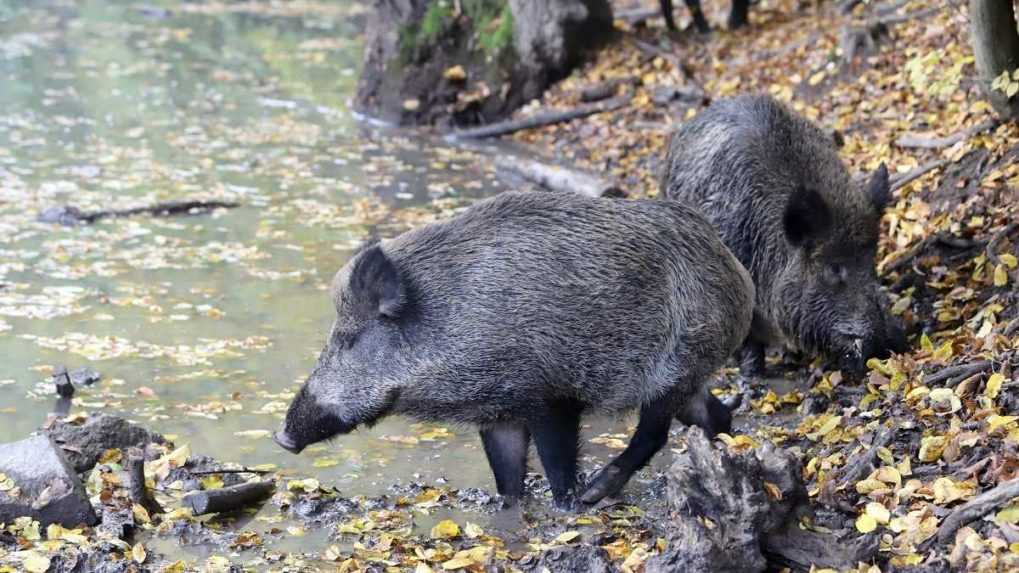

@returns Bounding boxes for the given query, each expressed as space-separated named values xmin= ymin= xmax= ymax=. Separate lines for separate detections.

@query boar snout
xmin=275 ymin=384 xmax=355 ymax=455
xmin=273 ymin=429 xmax=304 ymax=454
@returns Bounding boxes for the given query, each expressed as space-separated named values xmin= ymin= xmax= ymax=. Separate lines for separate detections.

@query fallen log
xmin=495 ymin=155 xmax=626 ymax=198
xmin=38 ymin=200 xmax=240 ymax=226
xmin=182 ymin=481 xmax=275 ymax=516
xmin=447 ymin=95 xmax=631 ymax=140
xmin=937 ymin=477 xmax=1019 ymax=545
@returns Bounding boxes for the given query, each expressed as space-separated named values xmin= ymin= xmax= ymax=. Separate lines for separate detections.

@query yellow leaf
xmin=415 ymin=564 xmax=435 ymax=573
xmin=441 ymin=558 xmax=473 ymax=570
xmin=997 ymin=505 xmax=1019 ymax=524
xmin=133 ymin=542 xmax=147 ymax=564
xmin=763 ymin=481 xmax=783 ymax=501
xmin=865 ymin=502 xmax=890 ymax=524
xmin=403 ymin=99 xmax=420 ymax=111
xmin=443 ymin=65 xmax=466 ymax=81
xmin=994 ymin=264 xmax=1009 ymax=286
xmin=856 ymin=513 xmax=878 ymax=533
xmin=986 ymin=373 xmax=1005 ymax=399
xmin=919 ymin=435 xmax=947 ymax=462
xmin=464 ymin=522 xmax=484 ymax=539
xmin=22 ymin=553 xmax=50 ymax=573
xmin=1003 ymin=253 xmax=1019 ymax=269
xmin=430 ymin=519 xmax=460 ymax=539
xmin=920 ymin=332 xmax=934 ymax=353
xmin=555 ymin=530 xmax=581 ymax=544
xmin=932 ymin=341 xmax=953 ymax=362
xmin=808 ymin=70 xmax=826 ymax=86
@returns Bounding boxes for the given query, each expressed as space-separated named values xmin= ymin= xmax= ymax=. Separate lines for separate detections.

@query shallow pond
xmin=0 ymin=0 xmax=646 ymax=519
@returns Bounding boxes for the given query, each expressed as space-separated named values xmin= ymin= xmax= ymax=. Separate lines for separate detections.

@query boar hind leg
xmin=676 ymin=389 xmax=733 ymax=436
xmin=729 ymin=0 xmax=750 ymax=29
xmin=580 ymin=398 xmax=675 ymax=505
xmin=738 ymin=339 xmax=766 ymax=377
xmin=480 ymin=424 xmax=530 ymax=502
xmin=527 ymin=404 xmax=581 ymax=510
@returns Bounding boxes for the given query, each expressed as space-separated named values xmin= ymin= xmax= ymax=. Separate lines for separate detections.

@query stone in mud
xmin=44 ymin=414 xmax=165 ymax=473
xmin=520 ymin=545 xmax=615 ymax=573
xmin=645 ymin=427 xmax=805 ymax=573
xmin=0 ymin=435 xmax=97 ymax=527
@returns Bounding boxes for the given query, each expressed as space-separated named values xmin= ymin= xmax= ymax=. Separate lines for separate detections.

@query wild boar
xmin=660 ymin=94 xmax=905 ymax=379
xmin=274 ymin=190 xmax=753 ymax=508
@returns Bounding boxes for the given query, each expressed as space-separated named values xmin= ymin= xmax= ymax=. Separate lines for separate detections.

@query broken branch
xmin=127 ymin=448 xmax=163 ymax=515
xmin=182 ymin=481 xmax=275 ymax=516
xmin=937 ymin=477 xmax=1019 ymax=545
xmin=895 ymin=119 xmax=1000 ymax=149
xmin=924 ymin=360 xmax=993 ymax=388
xmin=447 ymin=95 xmax=631 ymax=140
xmin=495 ymin=155 xmax=625 ymax=198
xmin=890 ymin=158 xmax=949 ymax=192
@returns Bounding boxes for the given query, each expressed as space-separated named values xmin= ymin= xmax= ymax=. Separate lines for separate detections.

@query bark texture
xmin=970 ymin=0 xmax=1019 ymax=121
xmin=355 ymin=0 xmax=613 ymax=127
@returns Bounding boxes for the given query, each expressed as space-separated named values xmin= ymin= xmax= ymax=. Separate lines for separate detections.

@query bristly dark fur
xmin=276 ymin=190 xmax=755 ymax=507
xmin=660 ymin=94 xmax=905 ymax=376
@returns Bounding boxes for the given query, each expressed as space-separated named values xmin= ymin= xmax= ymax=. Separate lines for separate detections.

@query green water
xmin=0 ymin=0 xmax=646 ymax=513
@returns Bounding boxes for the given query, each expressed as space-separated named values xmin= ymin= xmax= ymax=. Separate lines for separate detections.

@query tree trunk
xmin=355 ymin=0 xmax=613 ymax=128
xmin=970 ymin=0 xmax=1019 ymax=121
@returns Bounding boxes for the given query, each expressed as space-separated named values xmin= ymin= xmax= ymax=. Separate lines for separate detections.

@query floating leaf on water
xmin=233 ymin=429 xmax=272 ymax=440
xmin=22 ymin=553 xmax=50 ymax=573
xmin=132 ymin=542 xmax=147 ymax=564
xmin=555 ymin=530 xmax=581 ymax=544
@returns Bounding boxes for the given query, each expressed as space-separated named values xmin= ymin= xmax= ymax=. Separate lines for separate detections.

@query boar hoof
xmin=552 ymin=492 xmax=578 ymax=512
xmin=580 ymin=465 xmax=628 ymax=505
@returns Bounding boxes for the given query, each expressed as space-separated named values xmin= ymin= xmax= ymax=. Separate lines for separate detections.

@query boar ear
xmin=783 ymin=187 xmax=832 ymax=248
xmin=866 ymin=163 xmax=891 ymax=211
xmin=349 ymin=244 xmax=406 ymax=319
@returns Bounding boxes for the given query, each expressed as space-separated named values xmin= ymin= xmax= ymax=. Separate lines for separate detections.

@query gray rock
xmin=0 ymin=435 xmax=97 ymax=527
xmin=44 ymin=414 xmax=164 ymax=473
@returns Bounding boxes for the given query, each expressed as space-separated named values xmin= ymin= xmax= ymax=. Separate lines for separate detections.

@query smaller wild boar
xmin=274 ymin=191 xmax=753 ymax=508
xmin=660 ymin=94 xmax=905 ymax=378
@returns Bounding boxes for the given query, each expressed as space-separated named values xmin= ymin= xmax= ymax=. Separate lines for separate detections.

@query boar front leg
xmin=527 ymin=403 xmax=581 ymax=510
xmin=479 ymin=423 xmax=530 ymax=503
xmin=580 ymin=398 xmax=675 ymax=505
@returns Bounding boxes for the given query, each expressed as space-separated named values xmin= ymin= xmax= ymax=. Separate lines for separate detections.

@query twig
xmin=889 ymin=158 xmax=949 ymax=192
xmin=895 ymin=119 xmax=1000 ymax=149
xmin=986 ymin=222 xmax=1018 ymax=267
xmin=937 ymin=477 xmax=1019 ymax=545
xmin=189 ymin=468 xmax=274 ymax=476
xmin=127 ymin=448 xmax=163 ymax=515
xmin=819 ymin=426 xmax=893 ymax=506
xmin=1004 ymin=317 xmax=1019 ymax=337
xmin=923 ymin=360 xmax=993 ymax=387
xmin=495 ymin=155 xmax=625 ymax=198
xmin=882 ymin=231 xmax=978 ymax=274
xmin=615 ymin=7 xmax=660 ymax=25
xmin=39 ymin=200 xmax=240 ymax=226
xmin=446 ymin=95 xmax=632 ymax=140
xmin=182 ymin=481 xmax=275 ymax=516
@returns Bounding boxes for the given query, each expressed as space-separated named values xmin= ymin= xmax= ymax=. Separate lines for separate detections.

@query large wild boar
xmin=660 ymin=94 xmax=905 ymax=378
xmin=274 ymin=191 xmax=753 ymax=508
